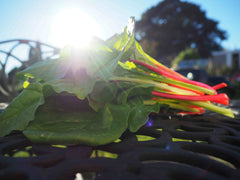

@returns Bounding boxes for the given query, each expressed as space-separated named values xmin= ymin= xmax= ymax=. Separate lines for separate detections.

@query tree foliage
xmin=135 ymin=0 xmax=227 ymax=61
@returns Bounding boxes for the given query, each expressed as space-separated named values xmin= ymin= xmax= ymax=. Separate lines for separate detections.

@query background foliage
xmin=135 ymin=0 xmax=226 ymax=64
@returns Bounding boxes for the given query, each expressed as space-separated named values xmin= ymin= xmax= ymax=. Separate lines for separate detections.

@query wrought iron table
xmin=1 ymin=101 xmax=240 ymax=180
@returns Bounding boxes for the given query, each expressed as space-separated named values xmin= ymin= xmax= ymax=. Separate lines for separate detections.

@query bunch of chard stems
xmin=112 ymin=56 xmax=234 ymax=118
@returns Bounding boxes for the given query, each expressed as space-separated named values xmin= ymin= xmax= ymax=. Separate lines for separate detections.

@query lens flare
xmin=50 ymin=8 xmax=102 ymax=48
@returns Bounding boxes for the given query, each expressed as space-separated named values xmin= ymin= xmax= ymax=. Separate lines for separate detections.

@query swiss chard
xmin=0 ymin=17 xmax=234 ymax=146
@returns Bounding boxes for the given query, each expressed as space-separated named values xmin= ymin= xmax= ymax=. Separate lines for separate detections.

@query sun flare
xmin=50 ymin=8 xmax=102 ymax=48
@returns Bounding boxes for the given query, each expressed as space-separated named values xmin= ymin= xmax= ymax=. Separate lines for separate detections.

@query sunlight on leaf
xmin=137 ymin=135 xmax=156 ymax=141
xmin=90 ymin=150 xmax=118 ymax=159
xmin=12 ymin=151 xmax=31 ymax=158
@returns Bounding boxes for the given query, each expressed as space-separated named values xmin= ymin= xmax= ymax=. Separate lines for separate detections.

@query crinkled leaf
xmin=0 ymin=83 xmax=44 ymax=137
xmin=23 ymin=96 xmax=130 ymax=146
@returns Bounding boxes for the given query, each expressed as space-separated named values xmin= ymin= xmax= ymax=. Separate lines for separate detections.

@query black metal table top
xmin=1 ymin=101 xmax=240 ymax=180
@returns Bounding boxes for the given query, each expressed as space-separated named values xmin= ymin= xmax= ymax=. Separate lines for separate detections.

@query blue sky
xmin=0 ymin=0 xmax=240 ymax=50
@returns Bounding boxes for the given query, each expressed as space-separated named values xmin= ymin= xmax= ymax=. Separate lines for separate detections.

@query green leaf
xmin=106 ymin=25 xmax=135 ymax=63
xmin=133 ymin=41 xmax=160 ymax=66
xmin=23 ymin=97 xmax=130 ymax=146
xmin=127 ymin=97 xmax=160 ymax=132
xmin=116 ymin=82 xmax=155 ymax=104
xmin=106 ymin=28 xmax=130 ymax=51
xmin=45 ymin=77 xmax=96 ymax=100
xmin=0 ymin=83 xmax=44 ymax=137
xmin=87 ymin=97 xmax=104 ymax=112
xmin=86 ymin=34 xmax=135 ymax=81
xmin=42 ymin=84 xmax=56 ymax=98
xmin=88 ymin=51 xmax=119 ymax=81
xmin=106 ymin=17 xmax=135 ymax=51
xmin=76 ymin=37 xmax=120 ymax=81
xmin=17 ymin=59 xmax=69 ymax=82
xmin=89 ymin=81 xmax=118 ymax=103
xmin=88 ymin=81 xmax=119 ymax=111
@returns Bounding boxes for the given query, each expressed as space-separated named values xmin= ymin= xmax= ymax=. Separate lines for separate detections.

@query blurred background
xmin=1 ymin=0 xmax=240 ymax=102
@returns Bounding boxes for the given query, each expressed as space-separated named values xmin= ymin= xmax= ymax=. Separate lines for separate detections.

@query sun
xmin=50 ymin=8 xmax=102 ymax=48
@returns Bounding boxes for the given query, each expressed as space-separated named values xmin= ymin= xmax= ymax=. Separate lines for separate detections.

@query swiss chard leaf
xmin=88 ymin=81 xmax=118 ymax=104
xmin=106 ymin=27 xmax=136 ymax=63
xmin=23 ymin=96 xmax=130 ymax=146
xmin=17 ymin=59 xmax=69 ymax=82
xmin=0 ymin=83 xmax=44 ymax=137
xmin=106 ymin=29 xmax=130 ymax=51
xmin=115 ymin=82 xmax=155 ymax=105
xmin=45 ymin=74 xmax=96 ymax=100
xmin=112 ymin=82 xmax=158 ymax=132
xmin=128 ymin=98 xmax=160 ymax=132
xmin=83 ymin=37 xmax=120 ymax=81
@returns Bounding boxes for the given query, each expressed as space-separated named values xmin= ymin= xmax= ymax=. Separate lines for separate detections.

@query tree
xmin=135 ymin=0 xmax=227 ymax=64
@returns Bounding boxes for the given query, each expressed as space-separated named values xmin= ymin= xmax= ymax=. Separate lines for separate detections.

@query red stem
xmin=152 ymin=91 xmax=229 ymax=105
xmin=212 ymin=83 xmax=227 ymax=90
